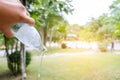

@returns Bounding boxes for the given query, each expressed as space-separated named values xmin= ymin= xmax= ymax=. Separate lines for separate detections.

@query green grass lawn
xmin=1 ymin=53 xmax=120 ymax=80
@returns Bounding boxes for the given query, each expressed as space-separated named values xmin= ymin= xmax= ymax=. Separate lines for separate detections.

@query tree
xmin=85 ymin=14 xmax=115 ymax=42
xmin=27 ymin=0 xmax=73 ymax=45
xmin=52 ymin=21 xmax=69 ymax=42
xmin=109 ymin=0 xmax=120 ymax=24
xmin=78 ymin=13 xmax=115 ymax=51
xmin=113 ymin=23 xmax=120 ymax=39
xmin=109 ymin=0 xmax=120 ymax=39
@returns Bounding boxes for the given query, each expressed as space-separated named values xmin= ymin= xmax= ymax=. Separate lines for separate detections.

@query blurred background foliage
xmin=0 ymin=0 xmax=120 ymax=52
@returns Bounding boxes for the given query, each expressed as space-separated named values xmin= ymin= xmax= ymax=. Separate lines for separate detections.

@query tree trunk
xmin=43 ymin=25 xmax=47 ymax=45
xmin=40 ymin=25 xmax=47 ymax=46
xmin=4 ymin=36 xmax=12 ymax=73
xmin=49 ymin=28 xmax=53 ymax=53
xmin=20 ymin=43 xmax=26 ymax=80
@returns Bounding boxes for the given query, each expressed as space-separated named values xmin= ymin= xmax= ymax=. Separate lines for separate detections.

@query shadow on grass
xmin=0 ymin=71 xmax=12 ymax=79
xmin=0 ymin=71 xmax=21 ymax=80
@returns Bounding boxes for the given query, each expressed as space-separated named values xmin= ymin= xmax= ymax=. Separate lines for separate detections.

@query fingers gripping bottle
xmin=11 ymin=23 xmax=47 ymax=53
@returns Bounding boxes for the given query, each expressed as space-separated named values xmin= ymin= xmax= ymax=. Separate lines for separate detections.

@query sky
xmin=63 ymin=0 xmax=114 ymax=25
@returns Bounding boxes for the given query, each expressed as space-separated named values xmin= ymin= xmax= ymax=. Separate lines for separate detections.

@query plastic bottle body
xmin=11 ymin=23 xmax=46 ymax=52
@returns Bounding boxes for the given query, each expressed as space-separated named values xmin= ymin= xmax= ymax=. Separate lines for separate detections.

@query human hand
xmin=0 ymin=0 xmax=35 ymax=38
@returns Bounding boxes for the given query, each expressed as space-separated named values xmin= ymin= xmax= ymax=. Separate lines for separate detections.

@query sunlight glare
xmin=64 ymin=0 xmax=114 ymax=25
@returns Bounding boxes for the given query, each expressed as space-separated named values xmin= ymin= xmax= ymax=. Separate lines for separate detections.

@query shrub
xmin=8 ymin=51 xmax=31 ymax=75
xmin=61 ymin=43 xmax=67 ymax=49
xmin=99 ymin=47 xmax=107 ymax=52
xmin=98 ymin=43 xmax=107 ymax=52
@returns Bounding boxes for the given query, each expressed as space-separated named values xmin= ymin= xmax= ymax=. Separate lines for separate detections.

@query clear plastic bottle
xmin=11 ymin=23 xmax=47 ymax=53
